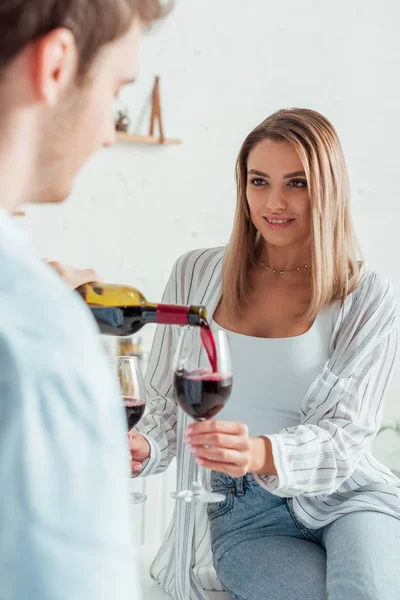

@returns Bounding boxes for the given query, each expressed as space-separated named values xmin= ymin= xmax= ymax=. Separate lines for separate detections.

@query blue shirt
xmin=0 ymin=209 xmax=141 ymax=599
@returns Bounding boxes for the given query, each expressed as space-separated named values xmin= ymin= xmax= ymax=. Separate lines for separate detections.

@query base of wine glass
xmin=130 ymin=491 xmax=147 ymax=505
xmin=129 ymin=467 xmax=146 ymax=505
xmin=170 ymin=488 xmax=225 ymax=504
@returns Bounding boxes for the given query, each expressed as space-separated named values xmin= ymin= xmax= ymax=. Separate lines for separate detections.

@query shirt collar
xmin=0 ymin=206 xmax=31 ymax=255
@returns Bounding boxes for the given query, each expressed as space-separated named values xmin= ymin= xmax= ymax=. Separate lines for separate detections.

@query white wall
xmin=21 ymin=1 xmax=400 ymax=430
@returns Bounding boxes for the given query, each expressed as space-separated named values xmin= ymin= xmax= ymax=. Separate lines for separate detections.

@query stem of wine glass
xmin=192 ymin=458 xmax=204 ymax=493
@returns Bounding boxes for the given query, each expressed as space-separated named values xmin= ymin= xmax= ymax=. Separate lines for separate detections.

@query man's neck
xmin=0 ymin=112 xmax=36 ymax=214
xmin=0 ymin=189 xmax=23 ymax=215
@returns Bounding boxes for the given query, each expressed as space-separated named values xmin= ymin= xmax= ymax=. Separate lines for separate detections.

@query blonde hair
xmin=222 ymin=108 xmax=361 ymax=322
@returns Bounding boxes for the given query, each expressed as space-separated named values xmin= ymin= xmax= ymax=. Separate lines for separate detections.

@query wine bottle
xmin=76 ymin=283 xmax=207 ymax=337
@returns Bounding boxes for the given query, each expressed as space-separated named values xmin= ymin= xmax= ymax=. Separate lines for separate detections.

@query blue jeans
xmin=207 ymin=473 xmax=400 ymax=600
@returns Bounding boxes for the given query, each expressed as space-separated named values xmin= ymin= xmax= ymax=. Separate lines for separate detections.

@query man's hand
xmin=46 ymin=260 xmax=100 ymax=290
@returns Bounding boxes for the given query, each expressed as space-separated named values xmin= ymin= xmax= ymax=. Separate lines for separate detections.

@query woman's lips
xmin=262 ymin=216 xmax=295 ymax=231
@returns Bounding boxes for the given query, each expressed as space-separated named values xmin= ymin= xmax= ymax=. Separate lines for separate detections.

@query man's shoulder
xmin=0 ymin=249 xmax=98 ymax=344
xmin=0 ymin=249 xmax=106 ymax=397
xmin=0 ymin=250 xmax=118 ymax=421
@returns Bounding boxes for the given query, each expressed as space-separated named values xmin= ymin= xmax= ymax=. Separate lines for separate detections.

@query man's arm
xmin=0 ymin=325 xmax=140 ymax=600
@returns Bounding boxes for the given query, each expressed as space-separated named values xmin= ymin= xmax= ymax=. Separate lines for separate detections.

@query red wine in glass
xmin=174 ymin=369 xmax=232 ymax=420
xmin=123 ymin=396 xmax=146 ymax=431
xmin=108 ymin=357 xmax=147 ymax=505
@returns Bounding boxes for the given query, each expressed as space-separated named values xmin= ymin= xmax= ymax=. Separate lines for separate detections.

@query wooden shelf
xmin=12 ymin=211 xmax=25 ymax=217
xmin=116 ymin=131 xmax=181 ymax=146
xmin=115 ymin=77 xmax=181 ymax=148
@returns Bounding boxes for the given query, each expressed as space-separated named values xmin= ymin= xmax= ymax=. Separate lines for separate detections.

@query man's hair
xmin=0 ymin=0 xmax=173 ymax=75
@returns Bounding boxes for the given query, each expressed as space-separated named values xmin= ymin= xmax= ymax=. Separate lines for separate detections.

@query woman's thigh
xmin=323 ymin=511 xmax=400 ymax=600
xmin=215 ymin=535 xmax=327 ymax=600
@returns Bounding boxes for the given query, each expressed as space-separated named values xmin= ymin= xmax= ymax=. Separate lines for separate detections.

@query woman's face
xmin=246 ymin=139 xmax=311 ymax=250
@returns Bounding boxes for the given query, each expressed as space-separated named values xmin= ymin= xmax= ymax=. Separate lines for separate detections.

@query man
xmin=0 ymin=1 xmax=172 ymax=599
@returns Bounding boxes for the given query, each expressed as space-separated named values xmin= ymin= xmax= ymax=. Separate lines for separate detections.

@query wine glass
xmin=171 ymin=327 xmax=233 ymax=503
xmin=109 ymin=356 xmax=147 ymax=505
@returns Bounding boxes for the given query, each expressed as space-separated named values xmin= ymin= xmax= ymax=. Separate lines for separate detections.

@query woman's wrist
xmin=249 ymin=436 xmax=277 ymax=476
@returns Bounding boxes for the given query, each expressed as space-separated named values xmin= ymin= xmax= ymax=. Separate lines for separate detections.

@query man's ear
xmin=32 ymin=28 xmax=78 ymax=106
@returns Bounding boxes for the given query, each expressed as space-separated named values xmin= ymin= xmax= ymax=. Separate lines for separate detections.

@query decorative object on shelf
xmin=116 ymin=76 xmax=181 ymax=146
xmin=149 ymin=75 xmax=164 ymax=143
xmin=115 ymin=109 xmax=131 ymax=133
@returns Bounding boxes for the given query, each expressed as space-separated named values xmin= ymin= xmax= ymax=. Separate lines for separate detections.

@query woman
xmin=136 ymin=109 xmax=400 ymax=599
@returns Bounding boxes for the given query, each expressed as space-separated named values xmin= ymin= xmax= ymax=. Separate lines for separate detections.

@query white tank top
xmin=212 ymin=304 xmax=337 ymax=438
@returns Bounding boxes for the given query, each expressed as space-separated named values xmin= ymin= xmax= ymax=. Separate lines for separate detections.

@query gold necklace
xmin=259 ymin=261 xmax=309 ymax=275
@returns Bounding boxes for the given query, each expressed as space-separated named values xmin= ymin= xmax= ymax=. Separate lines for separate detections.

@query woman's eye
xmin=287 ymin=179 xmax=307 ymax=188
xmin=250 ymin=178 xmax=267 ymax=187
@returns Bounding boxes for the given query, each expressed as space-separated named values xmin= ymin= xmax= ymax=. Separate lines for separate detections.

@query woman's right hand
xmin=128 ymin=431 xmax=151 ymax=474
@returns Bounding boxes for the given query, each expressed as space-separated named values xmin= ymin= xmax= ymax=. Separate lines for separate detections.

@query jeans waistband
xmin=211 ymin=471 xmax=256 ymax=496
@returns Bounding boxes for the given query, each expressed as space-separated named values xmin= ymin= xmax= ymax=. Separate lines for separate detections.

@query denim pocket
xmin=207 ymin=485 xmax=235 ymax=521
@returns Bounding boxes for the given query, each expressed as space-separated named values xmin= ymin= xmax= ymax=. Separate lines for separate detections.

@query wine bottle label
xmin=156 ymin=304 xmax=190 ymax=325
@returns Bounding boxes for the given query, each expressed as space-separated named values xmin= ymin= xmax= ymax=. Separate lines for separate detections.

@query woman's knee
xmin=324 ymin=512 xmax=400 ymax=600
xmin=215 ymin=536 xmax=326 ymax=600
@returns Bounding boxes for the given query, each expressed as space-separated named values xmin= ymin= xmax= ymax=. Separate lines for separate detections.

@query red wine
xmin=200 ymin=321 xmax=218 ymax=373
xmin=123 ymin=397 xmax=145 ymax=430
xmin=174 ymin=369 xmax=232 ymax=420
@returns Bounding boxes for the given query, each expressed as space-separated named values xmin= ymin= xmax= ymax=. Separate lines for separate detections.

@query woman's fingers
xmin=187 ymin=432 xmax=251 ymax=451
xmin=185 ymin=420 xmax=252 ymax=477
xmin=191 ymin=445 xmax=249 ymax=466
xmin=131 ymin=460 xmax=143 ymax=474
xmin=187 ymin=420 xmax=249 ymax=437
xmin=196 ymin=458 xmax=248 ymax=478
xmin=128 ymin=431 xmax=151 ymax=463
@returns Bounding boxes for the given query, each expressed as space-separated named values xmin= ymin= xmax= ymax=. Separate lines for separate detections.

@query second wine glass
xmin=109 ymin=356 xmax=147 ymax=505
xmin=171 ymin=327 xmax=233 ymax=503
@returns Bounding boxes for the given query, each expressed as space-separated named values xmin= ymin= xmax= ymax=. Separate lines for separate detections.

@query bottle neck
xmin=142 ymin=304 xmax=205 ymax=327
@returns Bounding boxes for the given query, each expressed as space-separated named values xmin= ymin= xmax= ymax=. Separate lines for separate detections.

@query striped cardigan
xmin=139 ymin=247 xmax=400 ymax=600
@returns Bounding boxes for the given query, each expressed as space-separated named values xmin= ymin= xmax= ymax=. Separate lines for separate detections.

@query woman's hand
xmin=45 ymin=260 xmax=100 ymax=290
xmin=185 ymin=420 xmax=252 ymax=477
xmin=185 ymin=420 xmax=276 ymax=477
xmin=128 ymin=430 xmax=151 ymax=474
